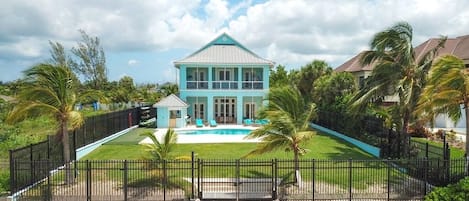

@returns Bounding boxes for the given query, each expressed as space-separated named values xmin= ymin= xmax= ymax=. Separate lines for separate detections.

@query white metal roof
xmin=153 ymin=94 xmax=188 ymax=108
xmin=175 ymin=45 xmax=274 ymax=66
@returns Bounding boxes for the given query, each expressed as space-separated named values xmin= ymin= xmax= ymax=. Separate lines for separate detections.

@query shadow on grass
xmin=313 ymin=132 xmax=376 ymax=160
xmin=105 ymin=128 xmax=155 ymax=145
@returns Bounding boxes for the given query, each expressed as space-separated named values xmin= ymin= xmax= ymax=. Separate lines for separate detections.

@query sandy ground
xmin=139 ymin=125 xmax=260 ymax=144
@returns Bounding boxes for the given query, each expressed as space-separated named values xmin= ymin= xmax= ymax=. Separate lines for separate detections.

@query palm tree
xmin=294 ymin=60 xmax=332 ymax=103
xmin=159 ymin=83 xmax=179 ymax=97
xmin=140 ymin=128 xmax=178 ymax=161
xmin=244 ymin=87 xmax=316 ymax=185
xmin=351 ymin=22 xmax=445 ymax=154
xmin=6 ymin=64 xmax=83 ymax=184
xmin=416 ymin=55 xmax=469 ymax=154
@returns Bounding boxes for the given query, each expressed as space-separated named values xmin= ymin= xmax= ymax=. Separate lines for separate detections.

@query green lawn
xmin=105 ymin=127 xmax=153 ymax=145
xmin=411 ymin=137 xmax=465 ymax=159
xmin=82 ymin=128 xmax=375 ymax=160
xmin=78 ymin=128 xmax=406 ymax=191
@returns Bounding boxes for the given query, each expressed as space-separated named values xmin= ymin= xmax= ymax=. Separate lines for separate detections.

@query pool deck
xmin=139 ymin=124 xmax=260 ymax=144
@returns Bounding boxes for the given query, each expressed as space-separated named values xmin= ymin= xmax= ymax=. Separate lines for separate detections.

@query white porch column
xmin=207 ymin=95 xmax=214 ymax=122
xmin=237 ymin=95 xmax=243 ymax=124
xmin=238 ymin=66 xmax=243 ymax=89
xmin=208 ymin=66 xmax=212 ymax=89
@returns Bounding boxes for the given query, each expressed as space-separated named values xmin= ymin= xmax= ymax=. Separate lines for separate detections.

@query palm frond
xmin=244 ymin=86 xmax=316 ymax=161
xmin=140 ymin=129 xmax=177 ymax=161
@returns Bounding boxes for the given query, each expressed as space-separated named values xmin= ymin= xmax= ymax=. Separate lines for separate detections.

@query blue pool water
xmin=176 ymin=129 xmax=253 ymax=135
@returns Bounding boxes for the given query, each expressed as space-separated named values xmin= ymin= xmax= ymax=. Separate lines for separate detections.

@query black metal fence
xmin=11 ymin=158 xmax=469 ymax=201
xmin=315 ymin=111 xmax=386 ymax=148
xmin=314 ymin=111 xmax=450 ymax=160
xmin=410 ymin=139 xmax=450 ymax=160
xmin=8 ymin=107 xmax=150 ymax=194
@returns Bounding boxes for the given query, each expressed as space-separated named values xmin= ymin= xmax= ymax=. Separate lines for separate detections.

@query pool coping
xmin=139 ymin=125 xmax=261 ymax=144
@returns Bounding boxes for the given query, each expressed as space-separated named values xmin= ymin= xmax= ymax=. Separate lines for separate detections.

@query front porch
xmin=184 ymin=95 xmax=264 ymax=125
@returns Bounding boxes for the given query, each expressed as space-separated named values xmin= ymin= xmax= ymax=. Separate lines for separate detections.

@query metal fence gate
xmin=197 ymin=159 xmax=277 ymax=200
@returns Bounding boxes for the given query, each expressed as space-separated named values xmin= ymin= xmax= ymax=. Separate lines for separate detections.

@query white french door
xmin=214 ymin=98 xmax=236 ymax=123
xmin=193 ymin=103 xmax=205 ymax=120
xmin=244 ymin=102 xmax=256 ymax=119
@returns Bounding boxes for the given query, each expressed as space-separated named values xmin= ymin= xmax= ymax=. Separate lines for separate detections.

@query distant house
xmin=334 ymin=51 xmax=374 ymax=89
xmin=336 ymin=35 xmax=469 ymax=85
xmin=174 ymin=33 xmax=274 ymax=125
xmin=336 ymin=35 xmax=469 ymax=128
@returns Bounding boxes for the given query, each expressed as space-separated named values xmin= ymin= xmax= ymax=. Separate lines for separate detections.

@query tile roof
xmin=334 ymin=51 xmax=374 ymax=73
xmin=153 ymin=94 xmax=188 ymax=108
xmin=414 ymin=37 xmax=468 ymax=61
xmin=175 ymin=45 xmax=274 ymax=66
xmin=335 ymin=34 xmax=469 ymax=72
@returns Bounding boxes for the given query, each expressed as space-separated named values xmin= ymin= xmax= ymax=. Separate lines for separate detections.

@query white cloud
xmin=2 ymin=0 xmax=469 ymax=82
xmin=127 ymin=59 xmax=138 ymax=66
xmin=226 ymin=0 xmax=469 ymax=67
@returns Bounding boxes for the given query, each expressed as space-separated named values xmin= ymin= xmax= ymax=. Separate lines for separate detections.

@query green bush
xmin=0 ymin=169 xmax=9 ymax=195
xmin=425 ymin=177 xmax=469 ymax=201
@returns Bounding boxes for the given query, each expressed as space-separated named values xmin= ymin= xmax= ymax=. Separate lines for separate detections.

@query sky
xmin=1 ymin=0 xmax=469 ymax=84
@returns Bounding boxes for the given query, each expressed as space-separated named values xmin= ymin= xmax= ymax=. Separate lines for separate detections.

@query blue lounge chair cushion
xmin=210 ymin=119 xmax=217 ymax=127
xmin=196 ymin=119 xmax=203 ymax=127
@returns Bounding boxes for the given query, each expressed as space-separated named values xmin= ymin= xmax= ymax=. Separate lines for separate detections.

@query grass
xmin=411 ymin=137 xmax=465 ymax=159
xmin=105 ymin=127 xmax=153 ymax=145
xmin=81 ymin=127 xmax=381 ymax=189
xmin=82 ymin=128 xmax=375 ymax=160
xmin=69 ymin=128 xmax=426 ymax=193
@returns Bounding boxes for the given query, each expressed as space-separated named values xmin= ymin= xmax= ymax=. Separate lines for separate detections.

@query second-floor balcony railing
xmin=212 ymin=81 xmax=238 ymax=89
xmin=186 ymin=81 xmax=263 ymax=90
xmin=242 ymin=81 xmax=263 ymax=89
xmin=187 ymin=81 xmax=209 ymax=89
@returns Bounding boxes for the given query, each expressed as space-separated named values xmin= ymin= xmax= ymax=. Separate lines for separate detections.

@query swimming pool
xmin=176 ymin=128 xmax=253 ymax=135
xmin=138 ymin=127 xmax=260 ymax=144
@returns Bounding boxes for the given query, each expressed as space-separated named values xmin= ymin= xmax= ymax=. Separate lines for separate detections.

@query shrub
xmin=0 ymin=170 xmax=9 ymax=195
xmin=408 ymin=125 xmax=432 ymax=138
xmin=425 ymin=177 xmax=469 ymax=201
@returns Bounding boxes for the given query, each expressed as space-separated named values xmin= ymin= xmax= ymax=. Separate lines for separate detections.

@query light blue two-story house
xmin=174 ymin=33 xmax=274 ymax=125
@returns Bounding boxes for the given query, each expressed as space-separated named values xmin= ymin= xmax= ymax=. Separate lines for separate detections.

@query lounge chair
xmin=254 ymin=119 xmax=262 ymax=126
xmin=253 ymin=119 xmax=269 ymax=127
xmin=243 ymin=119 xmax=252 ymax=126
xmin=210 ymin=119 xmax=217 ymax=127
xmin=196 ymin=119 xmax=204 ymax=127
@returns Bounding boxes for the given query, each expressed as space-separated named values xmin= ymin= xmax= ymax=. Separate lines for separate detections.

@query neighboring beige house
xmin=334 ymin=51 xmax=373 ymax=89
xmin=336 ymin=34 xmax=469 ymax=83
xmin=336 ymin=35 xmax=469 ymax=129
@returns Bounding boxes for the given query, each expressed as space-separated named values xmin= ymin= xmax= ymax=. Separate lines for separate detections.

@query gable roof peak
xmin=194 ymin=32 xmax=253 ymax=54
xmin=153 ymin=94 xmax=188 ymax=108
xmin=174 ymin=33 xmax=274 ymax=67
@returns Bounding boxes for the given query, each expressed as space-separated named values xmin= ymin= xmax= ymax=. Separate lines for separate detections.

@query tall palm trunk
xmin=401 ymin=110 xmax=411 ymax=158
xmin=465 ymin=106 xmax=469 ymax=155
xmin=61 ymin=119 xmax=74 ymax=184
xmin=464 ymin=106 xmax=469 ymax=174
xmin=293 ymin=148 xmax=301 ymax=187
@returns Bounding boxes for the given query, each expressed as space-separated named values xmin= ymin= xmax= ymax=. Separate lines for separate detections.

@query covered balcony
xmin=185 ymin=67 xmax=265 ymax=90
